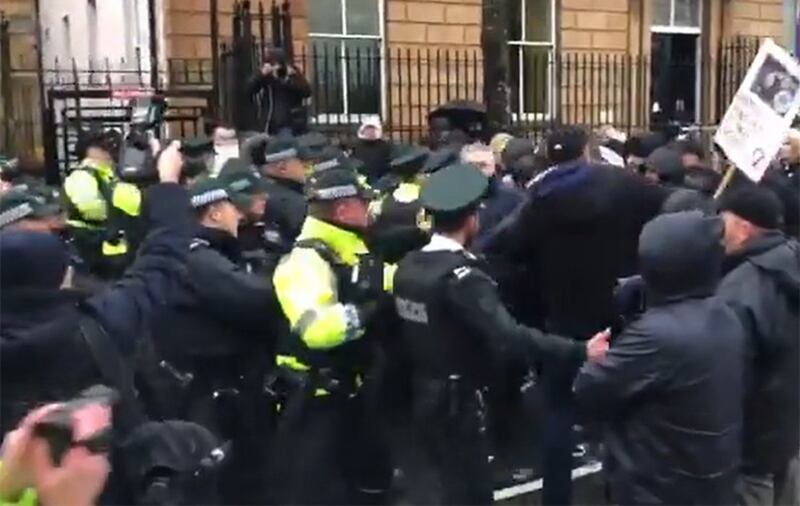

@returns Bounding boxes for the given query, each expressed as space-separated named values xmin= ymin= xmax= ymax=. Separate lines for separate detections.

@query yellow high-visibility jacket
xmin=273 ymin=216 xmax=396 ymax=356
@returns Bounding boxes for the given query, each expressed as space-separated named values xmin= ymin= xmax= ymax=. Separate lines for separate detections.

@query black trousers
xmin=415 ymin=383 xmax=493 ymax=506
xmin=268 ymin=390 xmax=392 ymax=505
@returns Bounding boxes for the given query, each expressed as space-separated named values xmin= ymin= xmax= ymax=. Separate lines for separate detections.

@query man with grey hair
xmin=460 ymin=143 xmax=522 ymax=246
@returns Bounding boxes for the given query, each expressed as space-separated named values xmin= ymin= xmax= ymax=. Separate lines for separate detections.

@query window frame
xmin=650 ymin=0 xmax=703 ymax=124
xmin=307 ymin=0 xmax=386 ymax=125
xmin=650 ymin=0 xmax=701 ymax=32
xmin=508 ymin=0 xmax=558 ymax=122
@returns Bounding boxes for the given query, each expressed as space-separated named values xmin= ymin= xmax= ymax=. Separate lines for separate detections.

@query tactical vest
xmin=393 ymin=249 xmax=494 ymax=386
xmin=278 ymin=239 xmax=372 ymax=383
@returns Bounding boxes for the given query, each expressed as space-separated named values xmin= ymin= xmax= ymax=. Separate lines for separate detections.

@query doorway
xmin=650 ymin=32 xmax=699 ymax=126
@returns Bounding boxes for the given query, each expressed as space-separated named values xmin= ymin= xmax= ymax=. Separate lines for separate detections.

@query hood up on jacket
xmin=638 ymin=211 xmax=724 ymax=302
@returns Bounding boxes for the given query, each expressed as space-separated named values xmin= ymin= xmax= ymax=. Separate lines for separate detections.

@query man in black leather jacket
xmin=717 ymin=185 xmax=800 ymax=506
xmin=575 ymin=211 xmax=747 ymax=505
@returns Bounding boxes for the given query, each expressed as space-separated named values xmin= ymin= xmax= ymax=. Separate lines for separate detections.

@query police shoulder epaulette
xmin=452 ymin=265 xmax=472 ymax=280
xmin=189 ymin=238 xmax=211 ymax=251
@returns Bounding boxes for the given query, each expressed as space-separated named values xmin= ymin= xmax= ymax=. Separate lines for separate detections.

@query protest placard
xmin=714 ymin=38 xmax=800 ymax=182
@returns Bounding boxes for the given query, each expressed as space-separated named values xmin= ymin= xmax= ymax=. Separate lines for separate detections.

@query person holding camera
xmin=0 ymin=402 xmax=112 ymax=506
xmin=247 ymin=48 xmax=311 ymax=136
xmin=0 ymin=142 xmax=190 ymax=438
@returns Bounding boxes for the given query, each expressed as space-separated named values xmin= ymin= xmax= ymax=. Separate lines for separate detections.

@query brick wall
xmin=725 ymin=0 xmax=783 ymax=39
xmin=560 ymin=0 xmax=630 ymax=52
xmin=385 ymin=0 xmax=480 ymax=48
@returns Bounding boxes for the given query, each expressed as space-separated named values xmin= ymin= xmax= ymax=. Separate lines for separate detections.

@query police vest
xmin=65 ymin=163 xmax=141 ymax=258
xmin=393 ymin=249 xmax=494 ymax=386
xmin=277 ymin=239 xmax=371 ymax=382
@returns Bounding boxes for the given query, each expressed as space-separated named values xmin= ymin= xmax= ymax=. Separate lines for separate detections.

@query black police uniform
xmin=368 ymin=146 xmax=431 ymax=263
xmin=149 ymin=177 xmax=282 ymax=505
xmin=256 ymin=137 xmax=310 ymax=243
xmin=218 ymin=157 xmax=282 ymax=275
xmin=392 ymin=163 xmax=588 ymax=505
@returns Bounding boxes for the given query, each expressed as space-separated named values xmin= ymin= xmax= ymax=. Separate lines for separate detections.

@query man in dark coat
xmin=716 ymin=185 xmax=800 ymax=506
xmin=247 ymin=49 xmax=311 ymax=135
xmin=481 ymin=126 xmax=668 ymax=505
xmin=0 ymin=142 xmax=190 ymax=436
xmin=150 ymin=176 xmax=282 ymax=505
xmin=575 ymin=211 xmax=746 ymax=506
xmin=352 ymin=117 xmax=393 ymax=185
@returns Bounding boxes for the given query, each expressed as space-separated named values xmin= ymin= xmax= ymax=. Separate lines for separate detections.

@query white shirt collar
xmin=422 ymin=233 xmax=465 ymax=252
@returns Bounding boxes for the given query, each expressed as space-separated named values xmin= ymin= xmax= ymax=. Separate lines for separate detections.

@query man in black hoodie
xmin=0 ymin=142 xmax=189 ymax=436
xmin=575 ymin=211 xmax=746 ymax=505
xmin=716 ymin=185 xmax=800 ymax=506
xmin=150 ymin=175 xmax=282 ymax=505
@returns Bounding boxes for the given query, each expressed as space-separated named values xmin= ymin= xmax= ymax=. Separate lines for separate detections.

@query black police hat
xmin=0 ymin=186 xmax=62 ymax=229
xmin=188 ymin=175 xmax=250 ymax=211
xmin=306 ymin=157 xmax=373 ymax=202
xmin=218 ymin=158 xmax=268 ymax=195
xmin=180 ymin=136 xmax=215 ymax=158
xmin=423 ymin=147 xmax=460 ymax=174
xmin=420 ymin=163 xmax=488 ymax=214
xmin=390 ymin=144 xmax=429 ymax=176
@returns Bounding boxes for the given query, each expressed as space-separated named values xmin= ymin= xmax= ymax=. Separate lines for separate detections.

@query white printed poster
xmin=714 ymin=38 xmax=800 ymax=182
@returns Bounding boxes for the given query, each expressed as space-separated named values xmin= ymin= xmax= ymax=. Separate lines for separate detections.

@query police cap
xmin=420 ymin=163 xmax=488 ymax=214
xmin=180 ymin=136 xmax=215 ymax=158
xmin=423 ymin=147 xmax=459 ymax=174
xmin=188 ymin=175 xmax=250 ymax=211
xmin=295 ymin=131 xmax=329 ymax=159
xmin=0 ymin=185 xmax=62 ymax=229
xmin=218 ymin=157 xmax=268 ymax=195
xmin=390 ymin=144 xmax=429 ymax=176
xmin=306 ymin=157 xmax=373 ymax=202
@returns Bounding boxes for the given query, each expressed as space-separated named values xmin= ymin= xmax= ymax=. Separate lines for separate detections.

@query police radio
xmin=119 ymin=96 xmax=167 ymax=185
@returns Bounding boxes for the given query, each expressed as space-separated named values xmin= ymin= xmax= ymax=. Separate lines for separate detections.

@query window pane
xmin=509 ymin=45 xmax=551 ymax=115
xmin=308 ymin=0 xmax=342 ymax=34
xmin=524 ymin=0 xmax=553 ymax=42
xmin=310 ymin=38 xmax=344 ymax=114
xmin=346 ymin=0 xmax=379 ymax=36
xmin=508 ymin=0 xmax=522 ymax=41
xmin=674 ymin=0 xmax=700 ymax=27
xmin=652 ymin=0 xmax=671 ymax=26
xmin=521 ymin=46 xmax=551 ymax=114
xmin=344 ymin=39 xmax=381 ymax=114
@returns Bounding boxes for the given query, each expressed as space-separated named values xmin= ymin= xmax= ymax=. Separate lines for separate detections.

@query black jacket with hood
xmin=482 ymin=160 xmax=667 ymax=337
xmin=574 ymin=212 xmax=746 ymax=506
xmin=718 ymin=231 xmax=800 ymax=474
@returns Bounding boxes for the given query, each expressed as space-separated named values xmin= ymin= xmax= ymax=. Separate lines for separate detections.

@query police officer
xmin=248 ymin=135 xmax=315 ymax=244
xmin=0 ymin=185 xmax=65 ymax=233
xmin=392 ymin=163 xmax=610 ymax=505
xmin=368 ymin=145 xmax=431 ymax=263
xmin=217 ymin=157 xmax=275 ymax=274
xmin=63 ymin=130 xmax=143 ymax=279
xmin=270 ymin=155 xmax=394 ymax=505
xmin=150 ymin=176 xmax=282 ymax=505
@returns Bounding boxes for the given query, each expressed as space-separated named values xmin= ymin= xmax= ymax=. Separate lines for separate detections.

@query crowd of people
xmin=0 ymin=102 xmax=798 ymax=506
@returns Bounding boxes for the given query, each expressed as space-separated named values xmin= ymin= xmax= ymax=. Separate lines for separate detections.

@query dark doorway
xmin=650 ymin=33 xmax=699 ymax=126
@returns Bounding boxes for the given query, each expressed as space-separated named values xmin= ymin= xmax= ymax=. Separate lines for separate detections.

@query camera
xmin=118 ymin=96 xmax=167 ymax=185
xmin=31 ymin=385 xmax=117 ymax=465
